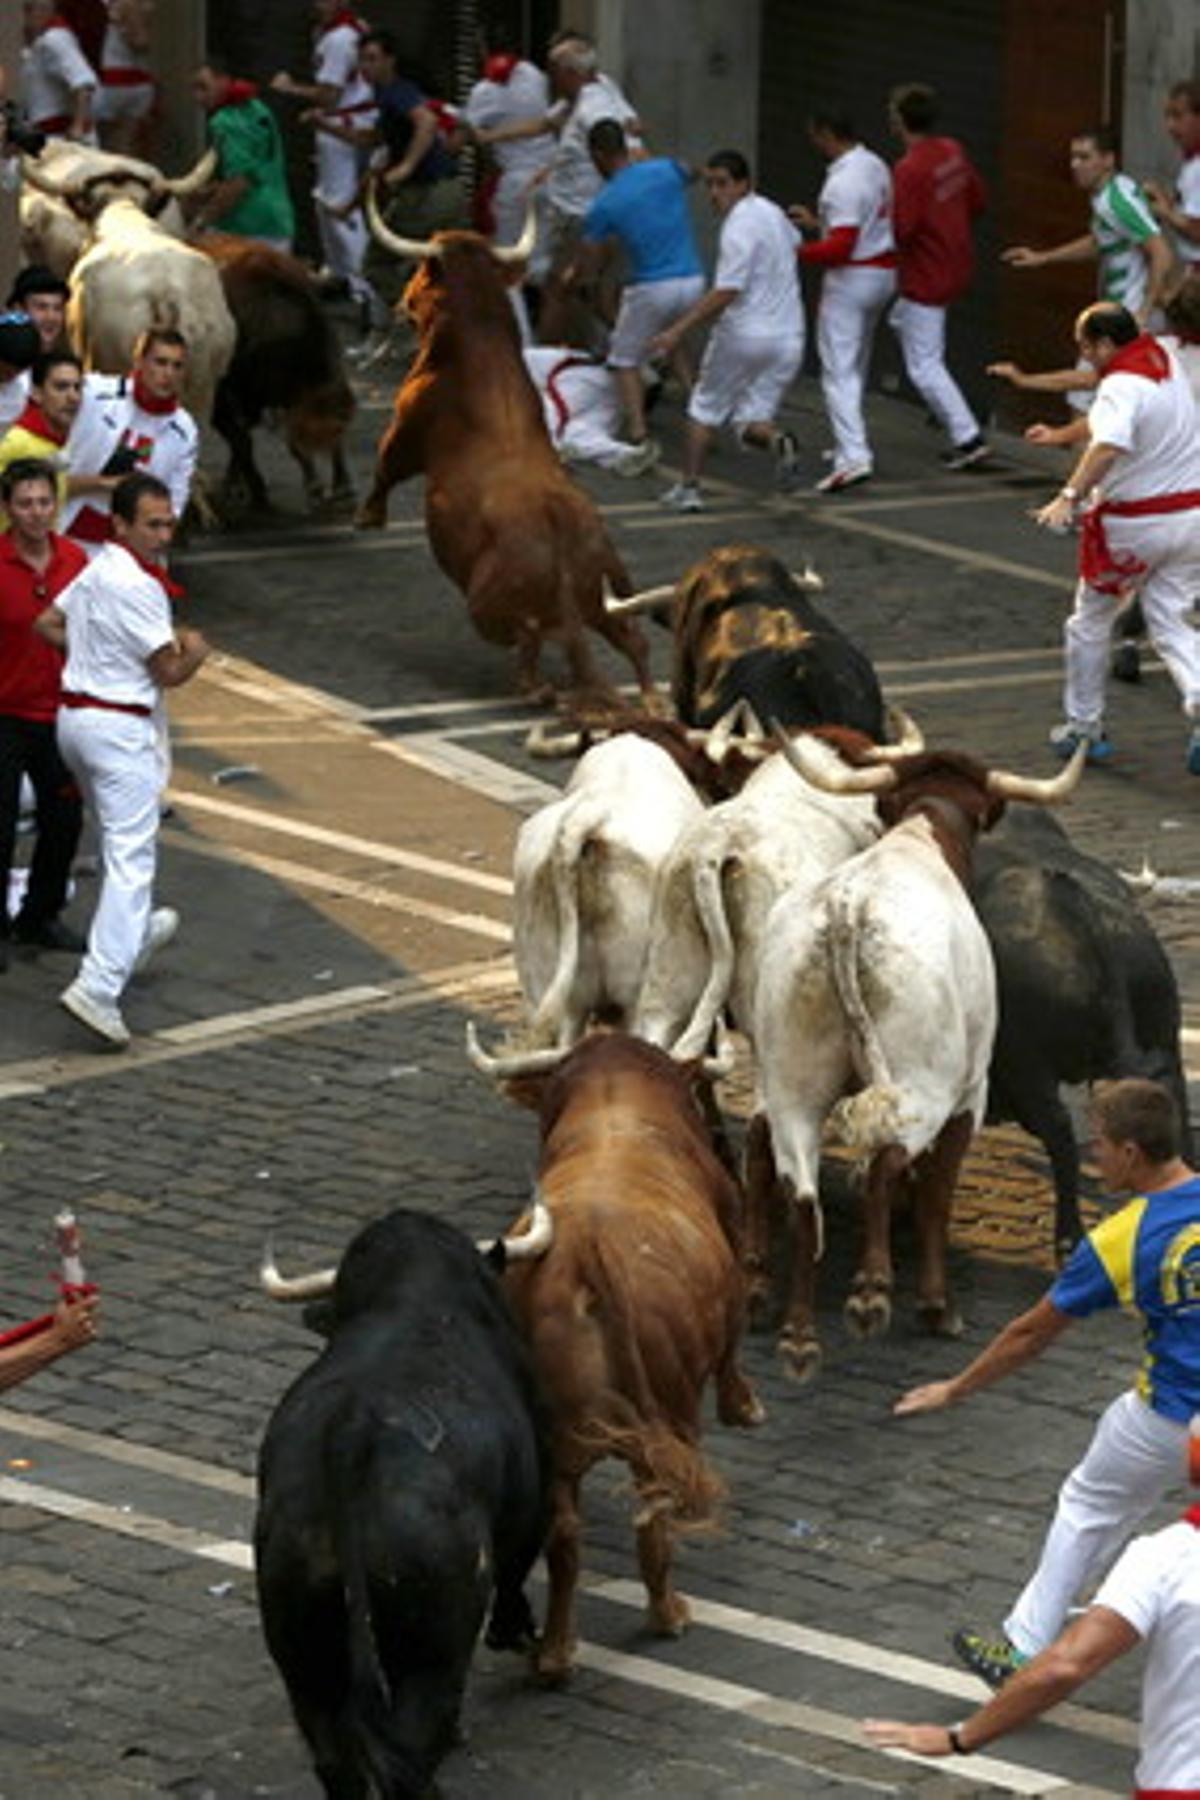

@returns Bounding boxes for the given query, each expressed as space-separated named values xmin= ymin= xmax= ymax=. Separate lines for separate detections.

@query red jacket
xmin=892 ymin=135 xmax=985 ymax=305
xmin=0 ymin=532 xmax=86 ymax=722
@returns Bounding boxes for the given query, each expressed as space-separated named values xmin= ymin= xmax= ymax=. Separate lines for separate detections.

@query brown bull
xmin=356 ymin=204 xmax=655 ymax=713
xmin=468 ymin=1028 xmax=763 ymax=1682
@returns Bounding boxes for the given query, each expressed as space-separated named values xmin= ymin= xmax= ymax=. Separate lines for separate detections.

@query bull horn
xmin=772 ymin=721 xmax=898 ymax=794
xmin=466 ymin=1019 xmax=569 ymax=1081
xmin=491 ymin=202 xmax=538 ymax=266
xmin=259 ymin=1240 xmax=337 ymax=1301
xmin=792 ymin=564 xmax=824 ymax=591
xmin=701 ymin=1023 xmax=735 ymax=1080
xmin=155 ymin=147 xmax=219 ymax=197
xmin=860 ymin=705 xmax=925 ymax=762
xmin=478 ymin=1191 xmax=555 ymax=1260
xmin=986 ymin=740 xmax=1086 ymax=805
xmin=365 ymin=182 xmax=442 ymax=260
xmin=702 ymin=698 xmax=764 ymax=763
xmin=21 ymin=152 xmax=78 ymax=199
xmin=524 ymin=720 xmax=590 ymax=757
xmin=603 ymin=582 xmax=675 ymax=618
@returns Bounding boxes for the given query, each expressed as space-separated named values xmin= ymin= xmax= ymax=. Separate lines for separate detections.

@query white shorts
xmin=689 ymin=329 xmax=804 ymax=430
xmin=608 ymin=274 xmax=705 ymax=367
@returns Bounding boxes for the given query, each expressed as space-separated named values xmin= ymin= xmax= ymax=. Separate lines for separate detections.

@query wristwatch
xmin=1059 ymin=485 xmax=1079 ymax=502
xmin=948 ymin=1723 xmax=973 ymax=1754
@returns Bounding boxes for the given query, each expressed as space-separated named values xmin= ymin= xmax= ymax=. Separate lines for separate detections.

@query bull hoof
xmin=718 ymin=1377 xmax=766 ymax=1428
xmin=844 ymin=1281 xmax=892 ymax=1339
xmin=777 ymin=1327 xmax=823 ymax=1384
xmin=917 ymin=1301 xmax=964 ymax=1339
xmin=647 ymin=1594 xmax=691 ymax=1638
xmin=353 ymin=502 xmax=387 ymax=531
xmin=533 ymin=1644 xmax=575 ymax=1687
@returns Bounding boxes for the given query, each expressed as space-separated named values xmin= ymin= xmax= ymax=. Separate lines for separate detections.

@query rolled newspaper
xmin=55 ymin=1209 xmax=87 ymax=1292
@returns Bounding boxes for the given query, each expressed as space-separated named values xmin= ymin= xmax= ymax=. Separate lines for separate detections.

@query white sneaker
xmin=660 ymin=481 xmax=705 ymax=513
xmin=134 ymin=906 xmax=179 ymax=974
xmin=814 ymin=463 xmax=872 ymax=494
xmin=612 ymin=439 xmax=661 ymax=477
xmin=60 ymin=980 xmax=130 ymax=1048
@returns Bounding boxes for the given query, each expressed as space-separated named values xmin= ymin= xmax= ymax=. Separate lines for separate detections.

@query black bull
xmin=256 ymin=1211 xmax=551 ymax=1799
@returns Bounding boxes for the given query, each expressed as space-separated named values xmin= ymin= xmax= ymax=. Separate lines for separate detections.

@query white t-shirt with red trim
xmin=1093 ymin=1516 xmax=1200 ymax=1793
xmin=818 ymin=144 xmax=894 ymax=263
xmin=57 ymin=540 xmax=173 ymax=709
xmin=63 ymin=374 xmax=198 ymax=551
xmin=1089 ymin=346 xmax=1200 ymax=502
xmin=22 ymin=24 xmax=97 ymax=128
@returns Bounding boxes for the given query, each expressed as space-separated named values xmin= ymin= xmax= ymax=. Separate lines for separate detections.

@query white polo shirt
xmin=546 ymin=75 xmax=638 ymax=218
xmin=818 ymin=143 xmax=895 ymax=263
xmin=1090 ymin=345 xmax=1200 ymax=501
xmin=1094 ymin=1517 xmax=1200 ymax=1793
xmin=63 ymin=375 xmax=199 ymax=549
xmin=315 ymin=21 xmax=375 ymax=129
xmin=57 ymin=540 xmax=173 ymax=709
xmin=22 ymin=24 xmax=97 ymax=130
xmin=713 ymin=193 xmax=803 ymax=340
xmin=463 ymin=61 xmax=554 ymax=188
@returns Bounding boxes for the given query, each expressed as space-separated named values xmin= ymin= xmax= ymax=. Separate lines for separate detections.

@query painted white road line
xmin=160 ymin=832 xmax=512 ymax=945
xmin=0 ymin=1467 xmax=1112 ymax=1795
xmin=809 ymin=513 xmax=1066 ymax=588
xmin=374 ymin=733 xmax=559 ymax=809
xmin=572 ymin=1641 xmax=1084 ymax=1795
xmin=0 ymin=1408 xmax=252 ymax=1497
xmin=0 ymin=1474 xmax=253 ymax=1570
xmin=586 ymin=1577 xmax=1136 ymax=1751
xmin=166 ymin=786 xmax=514 ymax=896
xmin=0 ymin=958 xmax=518 ymax=1099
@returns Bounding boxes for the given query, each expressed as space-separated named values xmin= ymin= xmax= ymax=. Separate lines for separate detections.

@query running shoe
xmin=814 ymin=463 xmax=872 ymax=494
xmin=1049 ymin=722 xmax=1114 ymax=765
xmin=774 ymin=429 xmax=802 ymax=490
xmin=660 ymin=481 xmax=705 ymax=513
xmin=940 ymin=434 xmax=992 ymax=470
xmin=134 ymin=906 xmax=180 ymax=974
xmin=60 ymin=980 xmax=130 ymax=1048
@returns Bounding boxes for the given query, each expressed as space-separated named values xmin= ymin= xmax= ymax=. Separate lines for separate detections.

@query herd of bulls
xmin=255 ymin=544 xmax=1188 ymax=1796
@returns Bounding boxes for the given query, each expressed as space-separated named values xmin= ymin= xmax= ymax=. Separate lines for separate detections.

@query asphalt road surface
xmin=0 ymin=347 xmax=1196 ymax=1798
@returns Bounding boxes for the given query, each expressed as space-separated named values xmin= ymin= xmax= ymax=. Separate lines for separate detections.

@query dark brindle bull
xmin=354 ymin=198 xmax=655 ymax=712
xmin=467 ymin=1028 xmax=763 ymax=1683
xmin=198 ymin=237 xmax=355 ymax=514
xmin=257 ymin=1209 xmax=552 ymax=1799
xmin=973 ymin=808 xmax=1191 ymax=1259
xmin=609 ymin=544 xmax=885 ymax=737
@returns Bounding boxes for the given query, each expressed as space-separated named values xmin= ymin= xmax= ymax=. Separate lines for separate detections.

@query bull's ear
xmin=501 ymin=1073 xmax=549 ymax=1111
xmin=301 ymin=1297 xmax=336 ymax=1338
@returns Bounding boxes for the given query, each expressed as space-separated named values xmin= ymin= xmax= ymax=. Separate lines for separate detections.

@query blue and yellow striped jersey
xmin=1050 ymin=1177 xmax=1200 ymax=1423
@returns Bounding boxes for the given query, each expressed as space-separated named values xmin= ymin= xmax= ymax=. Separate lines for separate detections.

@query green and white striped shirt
xmin=1090 ymin=173 xmax=1159 ymax=312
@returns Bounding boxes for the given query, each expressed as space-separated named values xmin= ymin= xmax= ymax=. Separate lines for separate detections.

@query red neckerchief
xmin=1105 ymin=334 xmax=1171 ymax=383
xmin=13 ymin=400 xmax=68 ymax=447
xmin=1185 ymin=1504 xmax=1200 ymax=1528
xmin=36 ymin=13 xmax=72 ymax=33
xmin=132 ymin=373 xmax=177 ymax=417
xmin=328 ymin=8 xmax=367 ymax=30
xmin=483 ymin=53 xmax=519 ymax=84
xmin=113 ymin=539 xmax=186 ymax=602
xmin=209 ymin=78 xmax=260 ymax=112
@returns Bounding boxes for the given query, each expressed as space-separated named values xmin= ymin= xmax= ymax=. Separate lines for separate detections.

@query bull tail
xmin=671 ymin=853 xmax=736 ymax=1061
xmin=826 ymin=892 xmax=904 ymax=1152
xmin=578 ymin=1233 xmax=725 ymax=1533
xmin=528 ymin=796 xmax=606 ymax=1047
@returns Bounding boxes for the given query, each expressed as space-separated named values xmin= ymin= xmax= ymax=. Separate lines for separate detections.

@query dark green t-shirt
xmin=209 ymin=98 xmax=296 ymax=242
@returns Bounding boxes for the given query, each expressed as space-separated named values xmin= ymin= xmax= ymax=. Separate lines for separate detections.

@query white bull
xmin=513 ymin=732 xmax=709 ymax=1049
xmin=66 ymin=198 xmax=236 ymax=422
xmin=19 ymin=141 xmax=205 ymax=275
xmin=751 ymin=735 xmax=1085 ymax=1383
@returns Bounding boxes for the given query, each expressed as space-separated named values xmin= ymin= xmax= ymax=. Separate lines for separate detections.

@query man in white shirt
xmin=650 ymin=149 xmax=804 ymax=513
xmin=270 ymin=2 xmax=376 ymax=310
xmin=863 ymin=1419 xmax=1200 ymax=1793
xmin=95 ymin=0 xmax=156 ymax=156
xmin=1032 ymin=302 xmax=1200 ymax=775
xmin=522 ymin=345 xmax=659 ymax=475
xmin=21 ymin=0 xmax=97 ymax=143
xmin=1144 ymin=79 xmax=1200 ymax=271
xmin=35 ymin=473 xmax=208 ymax=1047
xmin=62 ymin=328 xmax=198 ymax=554
xmin=792 ymin=108 xmax=896 ymax=492
xmin=461 ymin=30 xmax=553 ymax=252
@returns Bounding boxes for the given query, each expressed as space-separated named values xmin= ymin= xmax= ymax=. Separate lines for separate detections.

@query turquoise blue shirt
xmin=1051 ymin=1176 xmax=1200 ymax=1423
xmin=582 ymin=158 xmax=702 ymax=285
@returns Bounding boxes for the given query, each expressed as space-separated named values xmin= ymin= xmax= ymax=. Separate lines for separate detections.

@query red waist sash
xmin=1078 ymin=488 xmax=1200 ymax=597
xmin=61 ymin=689 xmax=152 ymax=719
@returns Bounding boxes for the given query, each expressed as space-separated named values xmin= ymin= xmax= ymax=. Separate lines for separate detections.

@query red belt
xmin=1134 ymin=1790 xmax=1200 ymax=1798
xmin=101 ymin=67 xmax=154 ymax=87
xmin=33 ymin=114 xmax=72 ymax=133
xmin=849 ymin=251 xmax=898 ymax=268
xmin=1079 ymin=488 xmax=1200 ymax=596
xmin=61 ymin=690 xmax=152 ymax=719
xmin=544 ymin=353 xmax=594 ymax=435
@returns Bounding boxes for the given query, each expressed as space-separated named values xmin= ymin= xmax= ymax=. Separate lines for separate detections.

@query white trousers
xmin=558 ymin=370 xmax=628 ymax=469
xmin=888 ymin=296 xmax=979 ymax=447
xmin=57 ymin=707 xmax=164 ymax=1006
xmin=1005 ymin=1388 xmax=1188 ymax=1656
xmin=315 ymin=133 xmax=369 ymax=295
xmin=817 ymin=264 xmax=896 ymax=471
xmin=1063 ymin=509 xmax=1200 ymax=731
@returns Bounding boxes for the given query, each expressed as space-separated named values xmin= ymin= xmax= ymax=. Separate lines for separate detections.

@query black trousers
xmin=0 ymin=712 xmax=83 ymax=932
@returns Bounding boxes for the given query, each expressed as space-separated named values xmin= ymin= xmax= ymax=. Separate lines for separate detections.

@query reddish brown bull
xmin=356 ymin=201 xmax=655 ymax=713
xmin=468 ymin=1028 xmax=763 ymax=1682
